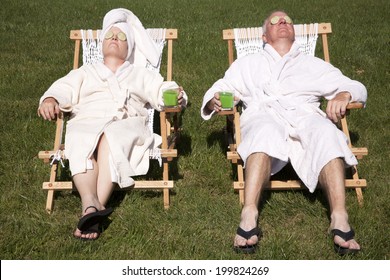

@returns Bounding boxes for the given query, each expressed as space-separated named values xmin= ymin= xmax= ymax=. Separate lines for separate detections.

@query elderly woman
xmin=38 ymin=8 xmax=187 ymax=240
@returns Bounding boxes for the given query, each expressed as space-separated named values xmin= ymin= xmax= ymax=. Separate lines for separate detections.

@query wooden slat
xmin=43 ymin=180 xmax=173 ymax=190
xmin=217 ymin=109 xmax=235 ymax=116
xmin=160 ymin=149 xmax=177 ymax=158
xmin=163 ymin=106 xmax=181 ymax=113
xmin=351 ymin=147 xmax=368 ymax=157
xmin=38 ymin=148 xmax=177 ymax=161
xmin=233 ymin=179 xmax=367 ymax=190
xmin=227 ymin=147 xmax=367 ymax=161
xmin=227 ymin=151 xmax=240 ymax=161
xmin=345 ymin=179 xmax=367 ymax=187
xmin=38 ymin=150 xmax=65 ymax=160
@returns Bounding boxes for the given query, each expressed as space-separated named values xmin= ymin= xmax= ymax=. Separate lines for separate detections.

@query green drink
xmin=163 ymin=89 xmax=178 ymax=107
xmin=220 ymin=91 xmax=234 ymax=110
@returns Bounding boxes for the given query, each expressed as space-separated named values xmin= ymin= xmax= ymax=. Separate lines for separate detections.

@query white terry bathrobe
xmin=39 ymin=8 xmax=182 ymax=188
xmin=201 ymin=42 xmax=367 ymax=192
xmin=40 ymin=62 xmax=173 ymax=188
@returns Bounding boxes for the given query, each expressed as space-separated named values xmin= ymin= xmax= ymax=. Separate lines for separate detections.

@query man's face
xmin=262 ymin=11 xmax=295 ymax=45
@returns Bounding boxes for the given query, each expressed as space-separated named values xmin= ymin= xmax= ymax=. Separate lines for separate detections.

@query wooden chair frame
xmin=220 ymin=23 xmax=368 ymax=206
xmin=38 ymin=29 xmax=180 ymax=213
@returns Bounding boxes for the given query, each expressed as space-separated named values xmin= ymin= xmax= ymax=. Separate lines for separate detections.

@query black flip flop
xmin=234 ymin=227 xmax=262 ymax=254
xmin=77 ymin=206 xmax=114 ymax=232
xmin=331 ymin=228 xmax=360 ymax=255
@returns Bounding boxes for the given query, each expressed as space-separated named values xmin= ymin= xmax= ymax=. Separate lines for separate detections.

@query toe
xmin=84 ymin=232 xmax=99 ymax=240
xmin=74 ymin=227 xmax=99 ymax=240
xmin=234 ymin=235 xmax=246 ymax=247
xmin=73 ymin=228 xmax=82 ymax=238
xmin=234 ymin=233 xmax=258 ymax=247
xmin=246 ymin=235 xmax=258 ymax=246
xmin=334 ymin=236 xmax=360 ymax=251
xmin=347 ymin=239 xmax=361 ymax=250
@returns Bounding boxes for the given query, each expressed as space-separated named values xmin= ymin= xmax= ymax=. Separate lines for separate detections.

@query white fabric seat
xmin=233 ymin=23 xmax=318 ymax=58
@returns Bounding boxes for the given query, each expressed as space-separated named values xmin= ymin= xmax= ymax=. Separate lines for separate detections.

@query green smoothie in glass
xmin=163 ymin=89 xmax=178 ymax=107
xmin=219 ymin=91 xmax=234 ymax=110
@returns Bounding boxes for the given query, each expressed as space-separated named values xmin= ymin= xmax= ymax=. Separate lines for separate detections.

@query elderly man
xmin=201 ymin=10 xmax=366 ymax=254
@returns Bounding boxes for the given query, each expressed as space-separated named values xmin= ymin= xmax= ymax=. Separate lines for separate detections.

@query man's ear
xmin=262 ymin=34 xmax=267 ymax=43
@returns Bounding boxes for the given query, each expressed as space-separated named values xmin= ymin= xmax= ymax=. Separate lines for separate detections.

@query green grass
xmin=0 ymin=0 xmax=389 ymax=260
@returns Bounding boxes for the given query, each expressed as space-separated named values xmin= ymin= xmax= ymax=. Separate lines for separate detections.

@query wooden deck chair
xmin=38 ymin=28 xmax=180 ymax=213
xmin=220 ymin=23 xmax=368 ymax=206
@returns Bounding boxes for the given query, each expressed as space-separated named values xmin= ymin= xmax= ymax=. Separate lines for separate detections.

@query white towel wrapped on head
xmin=100 ymin=8 xmax=160 ymax=68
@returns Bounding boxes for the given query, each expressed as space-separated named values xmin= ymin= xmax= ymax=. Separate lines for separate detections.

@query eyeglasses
xmin=270 ymin=15 xmax=293 ymax=25
xmin=104 ymin=30 xmax=127 ymax=41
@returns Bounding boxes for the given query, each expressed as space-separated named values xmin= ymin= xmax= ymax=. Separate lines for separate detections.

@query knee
xmin=247 ymin=152 xmax=271 ymax=165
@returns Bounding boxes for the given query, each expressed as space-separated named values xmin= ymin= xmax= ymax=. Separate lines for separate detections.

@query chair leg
xmin=45 ymin=163 xmax=59 ymax=214
xmin=232 ymin=111 xmax=245 ymax=205
xmin=340 ymin=116 xmax=366 ymax=206
xmin=237 ymin=162 xmax=245 ymax=205
xmin=163 ymin=188 xmax=170 ymax=209
xmin=352 ymin=165 xmax=364 ymax=207
xmin=355 ymin=188 xmax=363 ymax=207
xmin=45 ymin=190 xmax=55 ymax=214
xmin=239 ymin=190 xmax=244 ymax=205
xmin=163 ymin=159 xmax=170 ymax=209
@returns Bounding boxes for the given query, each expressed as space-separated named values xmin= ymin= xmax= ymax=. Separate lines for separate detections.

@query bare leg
xmin=95 ymin=134 xmax=115 ymax=205
xmin=72 ymin=134 xmax=115 ymax=239
xmin=73 ymin=157 xmax=101 ymax=212
xmin=319 ymin=158 xmax=360 ymax=251
xmin=72 ymin=157 xmax=102 ymax=239
xmin=234 ymin=152 xmax=271 ymax=247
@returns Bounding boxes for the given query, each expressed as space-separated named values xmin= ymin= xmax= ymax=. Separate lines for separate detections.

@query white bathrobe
xmin=40 ymin=61 xmax=178 ymax=188
xmin=201 ymin=42 xmax=367 ymax=192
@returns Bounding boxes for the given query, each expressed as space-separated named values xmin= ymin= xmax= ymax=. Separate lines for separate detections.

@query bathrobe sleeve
xmin=295 ymin=56 xmax=367 ymax=105
xmin=39 ymin=67 xmax=86 ymax=112
xmin=127 ymin=66 xmax=187 ymax=111
xmin=200 ymin=54 xmax=260 ymax=120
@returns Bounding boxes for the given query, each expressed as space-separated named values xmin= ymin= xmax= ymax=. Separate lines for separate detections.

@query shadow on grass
xmin=206 ymin=129 xmax=227 ymax=152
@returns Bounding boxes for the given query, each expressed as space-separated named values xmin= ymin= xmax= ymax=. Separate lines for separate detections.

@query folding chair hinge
xmin=50 ymin=150 xmax=65 ymax=167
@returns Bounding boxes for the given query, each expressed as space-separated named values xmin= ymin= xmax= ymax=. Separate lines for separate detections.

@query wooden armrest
xmin=217 ymin=109 xmax=235 ymax=116
xmin=162 ymin=106 xmax=182 ymax=113
xmin=216 ymin=102 xmax=364 ymax=120
xmin=346 ymin=102 xmax=364 ymax=109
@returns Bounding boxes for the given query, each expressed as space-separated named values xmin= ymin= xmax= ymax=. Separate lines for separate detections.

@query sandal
xmin=331 ymin=228 xmax=360 ymax=255
xmin=74 ymin=206 xmax=113 ymax=241
xmin=233 ymin=227 xmax=262 ymax=254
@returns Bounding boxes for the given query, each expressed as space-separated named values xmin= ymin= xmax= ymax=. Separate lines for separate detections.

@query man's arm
xmin=204 ymin=92 xmax=222 ymax=115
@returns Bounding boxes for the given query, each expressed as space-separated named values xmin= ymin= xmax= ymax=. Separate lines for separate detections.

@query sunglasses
xmin=104 ymin=30 xmax=127 ymax=41
xmin=270 ymin=15 xmax=293 ymax=25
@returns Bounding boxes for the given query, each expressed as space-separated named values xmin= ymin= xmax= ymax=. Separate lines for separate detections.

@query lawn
xmin=0 ymin=0 xmax=389 ymax=261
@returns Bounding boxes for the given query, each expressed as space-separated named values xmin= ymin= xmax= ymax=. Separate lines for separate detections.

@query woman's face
xmin=102 ymin=26 xmax=129 ymax=61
